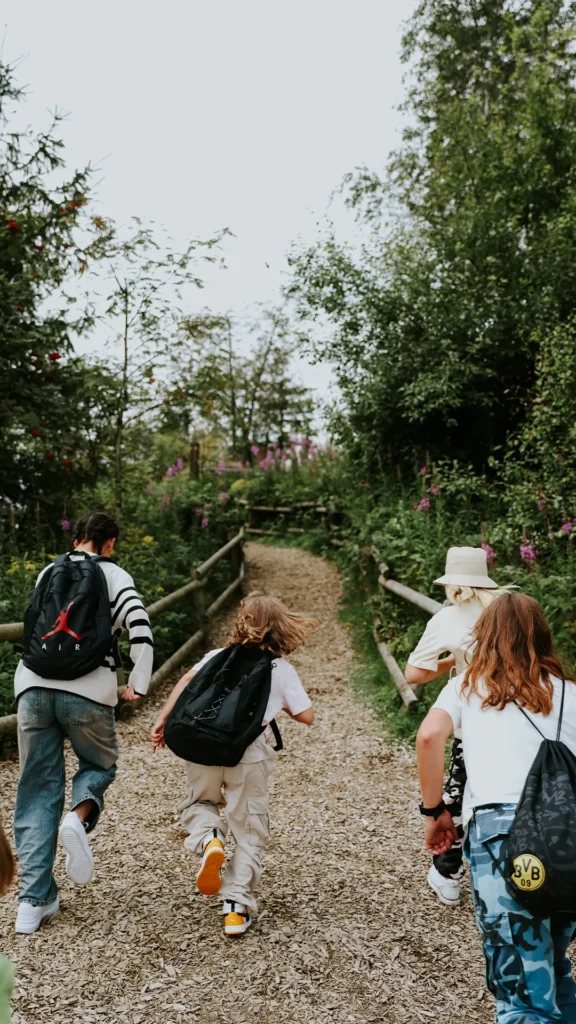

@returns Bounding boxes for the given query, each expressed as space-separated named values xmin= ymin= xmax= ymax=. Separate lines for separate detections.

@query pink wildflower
xmin=60 ymin=519 xmax=71 ymax=532
xmin=220 ymin=491 xmax=229 ymax=504
xmin=429 ymin=485 xmax=440 ymax=495
xmin=201 ymin=517 xmax=209 ymax=529
xmin=175 ymin=457 xmax=184 ymax=471
xmin=413 ymin=497 xmax=430 ymax=512
xmin=481 ymin=542 xmax=496 ymax=563
xmin=420 ymin=465 xmax=428 ymax=475
xmin=250 ymin=444 xmax=260 ymax=456
xmin=520 ymin=542 xmax=538 ymax=563
xmin=562 ymin=521 xmax=573 ymax=536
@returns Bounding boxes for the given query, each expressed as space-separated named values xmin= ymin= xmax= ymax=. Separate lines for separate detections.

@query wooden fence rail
xmin=0 ymin=528 xmax=246 ymax=737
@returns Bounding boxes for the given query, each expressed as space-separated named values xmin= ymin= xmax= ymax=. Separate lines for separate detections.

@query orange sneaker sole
xmin=196 ymin=845 xmax=226 ymax=895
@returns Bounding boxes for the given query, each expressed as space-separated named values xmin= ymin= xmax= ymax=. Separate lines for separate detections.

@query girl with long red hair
xmin=416 ymin=592 xmax=576 ymax=1021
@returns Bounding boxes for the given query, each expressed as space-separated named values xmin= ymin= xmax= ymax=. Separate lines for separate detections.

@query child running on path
xmin=417 ymin=593 xmax=576 ymax=1021
xmin=405 ymin=546 xmax=513 ymax=907
xmin=151 ymin=592 xmax=316 ymax=936
xmin=13 ymin=511 xmax=153 ymax=934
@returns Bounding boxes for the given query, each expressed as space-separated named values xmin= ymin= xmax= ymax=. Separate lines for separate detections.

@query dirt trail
xmin=0 ymin=543 xmax=492 ymax=1024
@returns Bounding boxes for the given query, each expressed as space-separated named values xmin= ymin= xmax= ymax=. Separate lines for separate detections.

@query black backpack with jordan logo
xmin=23 ymin=552 xmax=118 ymax=681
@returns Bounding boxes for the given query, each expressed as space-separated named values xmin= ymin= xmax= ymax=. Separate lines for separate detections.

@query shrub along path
xmin=0 ymin=544 xmax=491 ymax=1024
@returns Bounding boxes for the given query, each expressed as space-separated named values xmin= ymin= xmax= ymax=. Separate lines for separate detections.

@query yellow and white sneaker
xmin=196 ymin=832 xmax=225 ymax=896
xmin=223 ymin=900 xmax=252 ymax=936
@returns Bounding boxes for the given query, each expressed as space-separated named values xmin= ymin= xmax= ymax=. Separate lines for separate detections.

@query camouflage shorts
xmin=467 ymin=805 xmax=576 ymax=1023
xmin=434 ymin=736 xmax=466 ymax=879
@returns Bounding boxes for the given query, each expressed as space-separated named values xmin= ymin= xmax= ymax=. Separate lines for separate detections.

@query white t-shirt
xmin=433 ymin=673 xmax=576 ymax=825
xmin=407 ymin=600 xmax=483 ymax=675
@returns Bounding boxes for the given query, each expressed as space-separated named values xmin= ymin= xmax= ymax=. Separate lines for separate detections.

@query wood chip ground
xmin=0 ymin=543 xmax=493 ymax=1023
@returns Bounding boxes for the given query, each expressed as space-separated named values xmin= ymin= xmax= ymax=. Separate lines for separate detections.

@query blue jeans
xmin=14 ymin=688 xmax=118 ymax=906
xmin=466 ymin=805 xmax=576 ymax=1023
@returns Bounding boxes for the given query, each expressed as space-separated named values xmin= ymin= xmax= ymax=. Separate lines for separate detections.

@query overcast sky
xmin=3 ymin=0 xmax=415 ymax=398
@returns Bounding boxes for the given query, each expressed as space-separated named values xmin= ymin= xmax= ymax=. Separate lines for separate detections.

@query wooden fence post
xmin=189 ymin=441 xmax=200 ymax=480
xmin=190 ymin=568 xmax=207 ymax=637
xmin=229 ymin=527 xmax=244 ymax=582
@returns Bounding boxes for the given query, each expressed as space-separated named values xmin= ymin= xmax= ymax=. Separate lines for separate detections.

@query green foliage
xmin=0 ymin=474 xmax=245 ymax=718
xmin=289 ymin=0 xmax=576 ymax=480
xmin=166 ymin=308 xmax=315 ymax=463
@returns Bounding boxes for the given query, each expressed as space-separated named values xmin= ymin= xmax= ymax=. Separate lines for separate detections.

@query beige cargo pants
xmin=179 ymin=736 xmax=275 ymax=915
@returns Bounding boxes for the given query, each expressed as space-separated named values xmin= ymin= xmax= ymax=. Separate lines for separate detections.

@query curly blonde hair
xmin=229 ymin=591 xmax=318 ymax=656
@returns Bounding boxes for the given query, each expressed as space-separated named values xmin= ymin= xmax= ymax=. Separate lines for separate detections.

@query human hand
xmin=122 ymin=684 xmax=142 ymax=702
xmin=151 ymin=717 xmax=167 ymax=752
xmin=424 ymin=810 xmax=458 ymax=855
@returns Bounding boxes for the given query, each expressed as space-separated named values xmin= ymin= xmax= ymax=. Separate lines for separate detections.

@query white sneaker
xmin=15 ymin=896 xmax=60 ymax=934
xmin=59 ymin=812 xmax=94 ymax=884
xmin=223 ymin=900 xmax=252 ymax=936
xmin=427 ymin=865 xmax=461 ymax=907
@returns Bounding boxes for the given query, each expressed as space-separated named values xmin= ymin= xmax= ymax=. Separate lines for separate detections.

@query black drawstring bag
xmin=502 ymin=680 xmax=576 ymax=916
xmin=164 ymin=644 xmax=283 ymax=768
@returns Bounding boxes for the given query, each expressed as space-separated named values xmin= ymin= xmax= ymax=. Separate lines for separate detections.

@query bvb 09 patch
xmin=511 ymin=854 xmax=546 ymax=891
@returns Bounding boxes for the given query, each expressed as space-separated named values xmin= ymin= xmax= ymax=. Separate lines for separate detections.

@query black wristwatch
xmin=419 ymin=800 xmax=446 ymax=821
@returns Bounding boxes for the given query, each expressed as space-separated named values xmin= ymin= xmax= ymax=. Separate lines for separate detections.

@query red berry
xmin=45 ymin=452 xmax=55 ymax=461
xmin=30 ymin=429 xmax=41 ymax=438
xmin=7 ymin=220 xmax=19 ymax=232
xmin=35 ymin=243 xmax=44 ymax=251
xmin=48 ymin=352 xmax=62 ymax=361
xmin=63 ymin=459 xmax=73 ymax=467
xmin=16 ymin=305 xmax=23 ymax=311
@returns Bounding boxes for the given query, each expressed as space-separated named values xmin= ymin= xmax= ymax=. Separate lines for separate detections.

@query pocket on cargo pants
xmin=247 ymin=794 xmax=270 ymax=846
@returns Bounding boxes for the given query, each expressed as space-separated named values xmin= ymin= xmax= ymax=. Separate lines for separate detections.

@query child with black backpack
xmin=13 ymin=511 xmax=153 ymax=934
xmin=416 ymin=593 xmax=576 ymax=1021
xmin=151 ymin=592 xmax=316 ymax=936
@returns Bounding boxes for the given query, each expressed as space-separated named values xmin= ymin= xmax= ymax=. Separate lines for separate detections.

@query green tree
xmin=289 ymin=0 xmax=576 ymax=474
xmin=0 ymin=58 xmax=101 ymax=523
xmin=169 ymin=308 xmax=315 ymax=462
xmin=89 ymin=220 xmax=227 ymax=510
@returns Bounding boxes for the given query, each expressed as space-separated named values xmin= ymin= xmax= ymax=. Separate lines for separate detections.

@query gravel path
xmin=0 ymin=543 xmax=492 ymax=1024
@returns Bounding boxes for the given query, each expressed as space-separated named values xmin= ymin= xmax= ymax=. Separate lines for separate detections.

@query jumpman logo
xmin=42 ymin=601 xmax=84 ymax=642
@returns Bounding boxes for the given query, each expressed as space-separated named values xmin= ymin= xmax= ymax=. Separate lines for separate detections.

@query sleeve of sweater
xmin=108 ymin=568 xmax=154 ymax=697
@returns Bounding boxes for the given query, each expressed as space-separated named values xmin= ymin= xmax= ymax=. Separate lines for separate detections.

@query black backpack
xmin=164 ymin=644 xmax=283 ymax=767
xmin=503 ymin=680 xmax=576 ymax=916
xmin=23 ymin=552 xmax=119 ymax=681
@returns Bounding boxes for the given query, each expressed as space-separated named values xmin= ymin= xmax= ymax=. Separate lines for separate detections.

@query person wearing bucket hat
xmin=405 ymin=547 xmax=514 ymax=907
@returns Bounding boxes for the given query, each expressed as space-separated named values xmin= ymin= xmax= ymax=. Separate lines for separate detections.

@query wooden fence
xmin=0 ymin=528 xmax=246 ymax=736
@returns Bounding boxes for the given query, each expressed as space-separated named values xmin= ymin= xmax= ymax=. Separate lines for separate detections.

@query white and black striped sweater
xmin=15 ymin=555 xmax=154 ymax=707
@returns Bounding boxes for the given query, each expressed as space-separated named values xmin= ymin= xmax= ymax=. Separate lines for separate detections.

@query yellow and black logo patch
xmin=511 ymin=854 xmax=546 ymax=891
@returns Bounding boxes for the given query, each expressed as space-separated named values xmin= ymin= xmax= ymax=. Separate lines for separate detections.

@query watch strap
xmin=419 ymin=800 xmax=447 ymax=821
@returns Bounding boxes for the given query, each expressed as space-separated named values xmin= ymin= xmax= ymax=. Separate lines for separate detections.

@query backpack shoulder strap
xmin=269 ymin=719 xmax=283 ymax=752
xmin=514 ymin=677 xmax=566 ymax=742
xmin=557 ymin=678 xmax=566 ymax=742
xmin=514 ymin=702 xmax=547 ymax=740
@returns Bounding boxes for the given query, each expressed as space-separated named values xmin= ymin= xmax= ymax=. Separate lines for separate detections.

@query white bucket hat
xmin=434 ymin=546 xmax=498 ymax=589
